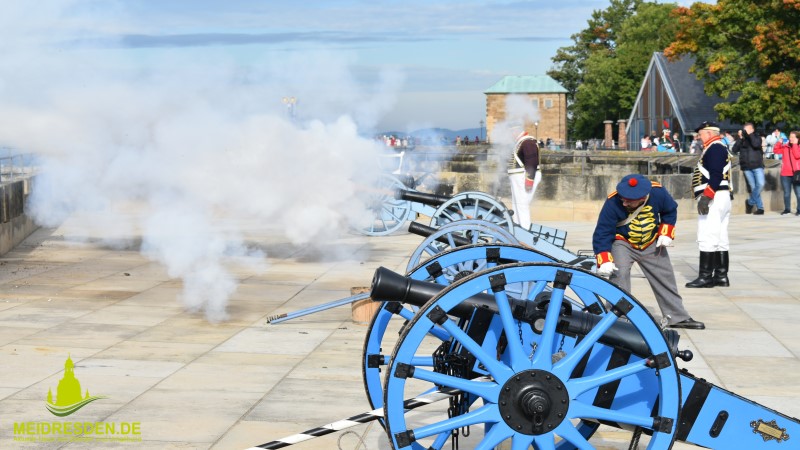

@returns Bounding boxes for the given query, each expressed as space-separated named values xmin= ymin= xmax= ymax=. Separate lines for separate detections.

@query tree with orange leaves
xmin=665 ymin=0 xmax=800 ymax=127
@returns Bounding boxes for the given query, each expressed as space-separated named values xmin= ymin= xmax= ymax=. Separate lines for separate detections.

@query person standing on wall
xmin=507 ymin=128 xmax=541 ymax=230
xmin=593 ymin=173 xmax=704 ymax=329
xmin=686 ymin=121 xmax=733 ymax=288
xmin=739 ymin=122 xmax=765 ymax=215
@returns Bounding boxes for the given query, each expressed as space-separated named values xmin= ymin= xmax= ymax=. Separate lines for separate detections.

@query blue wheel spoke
xmin=397 ymin=307 xmax=450 ymax=341
xmin=410 ymin=404 xmax=499 ymax=441
xmin=512 ymin=433 xmax=534 ymax=450
xmin=484 ymin=203 xmax=498 ymax=219
xmin=433 ymin=273 xmax=449 ymax=284
xmin=492 ymin=289 xmax=529 ymax=372
xmin=531 ymin=286 xmax=567 ymax=370
xmin=533 ymin=434 xmax=556 ymax=450
xmin=554 ymin=421 xmax=593 ymax=450
xmin=570 ymin=285 xmax=601 ymax=308
xmin=429 ymin=431 xmax=450 ymax=450
xmin=474 ymin=423 xmax=512 ymax=450
xmin=526 ymin=280 xmax=548 ymax=300
xmin=553 ymin=311 xmax=618 ymax=378
xmin=409 ymin=367 xmax=499 ymax=401
xmin=455 ymin=199 xmax=467 ymax=218
xmin=381 ymin=205 xmax=404 ymax=222
xmin=441 ymin=209 xmax=458 ymax=222
xmin=566 ymin=359 xmax=651 ymax=396
xmin=439 ymin=319 xmax=513 ymax=381
xmin=443 ymin=266 xmax=460 ymax=278
xmin=423 ymin=243 xmax=439 ymax=258
xmin=569 ymin=401 xmax=658 ymax=429
xmin=470 ymin=231 xmax=480 ymax=244
xmin=409 ymin=355 xmax=434 ymax=366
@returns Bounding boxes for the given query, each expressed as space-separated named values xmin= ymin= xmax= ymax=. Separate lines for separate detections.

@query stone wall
xmin=405 ymin=148 xmax=784 ymax=223
xmin=0 ymin=177 xmax=38 ymax=256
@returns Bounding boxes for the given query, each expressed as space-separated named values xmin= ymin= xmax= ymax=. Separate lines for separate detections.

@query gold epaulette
xmin=608 ymin=191 xmax=618 ymax=199
xmin=651 ymin=181 xmax=663 ymax=188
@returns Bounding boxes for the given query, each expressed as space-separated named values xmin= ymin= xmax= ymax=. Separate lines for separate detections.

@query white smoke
xmin=485 ymin=94 xmax=542 ymax=191
xmin=0 ymin=1 xmax=402 ymax=321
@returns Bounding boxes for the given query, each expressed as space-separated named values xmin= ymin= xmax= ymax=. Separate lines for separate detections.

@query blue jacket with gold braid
xmin=592 ymin=181 xmax=677 ymax=265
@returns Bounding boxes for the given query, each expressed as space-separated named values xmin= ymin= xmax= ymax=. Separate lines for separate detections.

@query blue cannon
xmin=356 ymin=174 xmax=568 ymax=252
xmin=366 ymin=245 xmax=799 ymax=449
xmin=257 ymin=243 xmax=798 ymax=450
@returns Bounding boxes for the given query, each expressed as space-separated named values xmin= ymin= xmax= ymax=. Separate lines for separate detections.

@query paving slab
xmin=0 ymin=213 xmax=798 ymax=450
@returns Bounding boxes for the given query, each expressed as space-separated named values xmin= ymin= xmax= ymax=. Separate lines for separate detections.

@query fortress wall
xmin=0 ymin=177 xmax=38 ymax=256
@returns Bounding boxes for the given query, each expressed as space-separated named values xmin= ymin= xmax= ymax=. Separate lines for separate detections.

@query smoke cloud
xmin=484 ymin=94 xmax=542 ymax=191
xmin=0 ymin=1 xmax=403 ymax=321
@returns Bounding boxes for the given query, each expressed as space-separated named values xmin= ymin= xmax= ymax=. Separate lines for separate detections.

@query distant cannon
xmin=355 ymin=174 xmax=568 ymax=252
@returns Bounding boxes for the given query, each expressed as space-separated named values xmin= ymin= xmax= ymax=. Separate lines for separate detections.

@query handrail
xmin=0 ymin=149 xmax=37 ymax=183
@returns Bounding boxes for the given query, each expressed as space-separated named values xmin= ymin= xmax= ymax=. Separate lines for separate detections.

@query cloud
xmin=101 ymin=31 xmax=435 ymax=49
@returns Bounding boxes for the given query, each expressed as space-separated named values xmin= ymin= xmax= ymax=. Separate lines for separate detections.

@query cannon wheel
xmin=357 ymin=174 xmax=415 ymax=236
xmin=363 ymin=247 xmax=605 ymax=447
xmin=362 ymin=244 xmax=557 ymax=413
xmin=383 ymin=263 xmax=681 ymax=450
xmin=406 ymin=219 xmax=519 ymax=272
xmin=429 ymin=192 xmax=514 ymax=233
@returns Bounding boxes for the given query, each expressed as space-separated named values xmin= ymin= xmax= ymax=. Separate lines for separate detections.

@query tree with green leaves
xmin=665 ymin=0 xmax=800 ymax=128
xmin=548 ymin=1 xmax=680 ymax=139
xmin=548 ymin=0 xmax=642 ymax=110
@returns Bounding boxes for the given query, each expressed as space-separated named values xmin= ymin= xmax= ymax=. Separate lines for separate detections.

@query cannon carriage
xmin=356 ymin=174 xmax=568 ymax=253
xmin=369 ymin=258 xmax=799 ymax=449
xmin=257 ymin=232 xmax=800 ymax=449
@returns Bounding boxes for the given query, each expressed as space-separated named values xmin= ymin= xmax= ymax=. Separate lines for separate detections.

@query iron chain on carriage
xmin=432 ymin=339 xmax=471 ymax=450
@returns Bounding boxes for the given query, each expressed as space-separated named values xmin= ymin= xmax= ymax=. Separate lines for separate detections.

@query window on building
xmin=531 ymin=99 xmax=539 ymax=109
xmin=545 ymin=99 xmax=553 ymax=109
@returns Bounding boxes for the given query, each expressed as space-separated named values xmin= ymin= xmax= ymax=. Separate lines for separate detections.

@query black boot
xmin=713 ymin=251 xmax=730 ymax=287
xmin=686 ymin=251 xmax=716 ymax=288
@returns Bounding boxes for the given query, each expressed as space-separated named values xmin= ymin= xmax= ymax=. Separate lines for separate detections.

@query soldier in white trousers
xmin=686 ymin=120 xmax=733 ymax=288
xmin=507 ymin=129 xmax=541 ymax=229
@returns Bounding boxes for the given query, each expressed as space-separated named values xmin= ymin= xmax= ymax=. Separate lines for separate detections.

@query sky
xmin=0 ymin=0 xmax=698 ymax=321
xmin=7 ymin=0 xmax=691 ymax=133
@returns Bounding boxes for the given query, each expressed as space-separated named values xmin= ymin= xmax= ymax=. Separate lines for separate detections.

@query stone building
xmin=484 ymin=75 xmax=568 ymax=145
xmin=626 ymin=52 xmax=739 ymax=150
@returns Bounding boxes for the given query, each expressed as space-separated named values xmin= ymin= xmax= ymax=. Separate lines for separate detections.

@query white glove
xmin=597 ymin=262 xmax=617 ymax=278
xmin=656 ymin=235 xmax=673 ymax=247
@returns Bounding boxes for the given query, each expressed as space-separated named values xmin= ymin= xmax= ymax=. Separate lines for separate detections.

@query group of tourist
xmin=455 ymin=136 xmax=482 ymax=146
xmin=641 ymin=129 xmax=684 ymax=152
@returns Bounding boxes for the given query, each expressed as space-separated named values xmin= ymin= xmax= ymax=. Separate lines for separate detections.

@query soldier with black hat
xmin=686 ymin=120 xmax=732 ymax=288
xmin=592 ymin=173 xmax=705 ymax=329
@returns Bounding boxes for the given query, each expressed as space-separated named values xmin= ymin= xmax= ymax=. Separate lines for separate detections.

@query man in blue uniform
xmin=593 ymin=174 xmax=705 ymax=330
xmin=686 ymin=120 xmax=733 ymax=288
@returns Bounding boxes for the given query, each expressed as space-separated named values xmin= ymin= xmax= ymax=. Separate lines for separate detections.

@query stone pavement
xmin=1 ymin=212 xmax=799 ymax=450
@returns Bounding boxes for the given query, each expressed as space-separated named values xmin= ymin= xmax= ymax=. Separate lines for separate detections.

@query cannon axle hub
xmin=498 ymin=369 xmax=569 ymax=435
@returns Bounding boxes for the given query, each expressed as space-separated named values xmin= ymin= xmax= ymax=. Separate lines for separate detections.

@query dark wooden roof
xmin=654 ymin=53 xmax=739 ymax=132
xmin=628 ymin=53 xmax=740 ymax=134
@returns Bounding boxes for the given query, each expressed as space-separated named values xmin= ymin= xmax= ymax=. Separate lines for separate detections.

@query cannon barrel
xmin=371 ymin=266 xmax=678 ymax=357
xmin=396 ymin=189 xmax=452 ymax=206
xmin=407 ymin=221 xmax=472 ymax=247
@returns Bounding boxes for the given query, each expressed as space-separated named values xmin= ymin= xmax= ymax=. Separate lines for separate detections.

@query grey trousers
xmin=611 ymin=240 xmax=692 ymax=325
